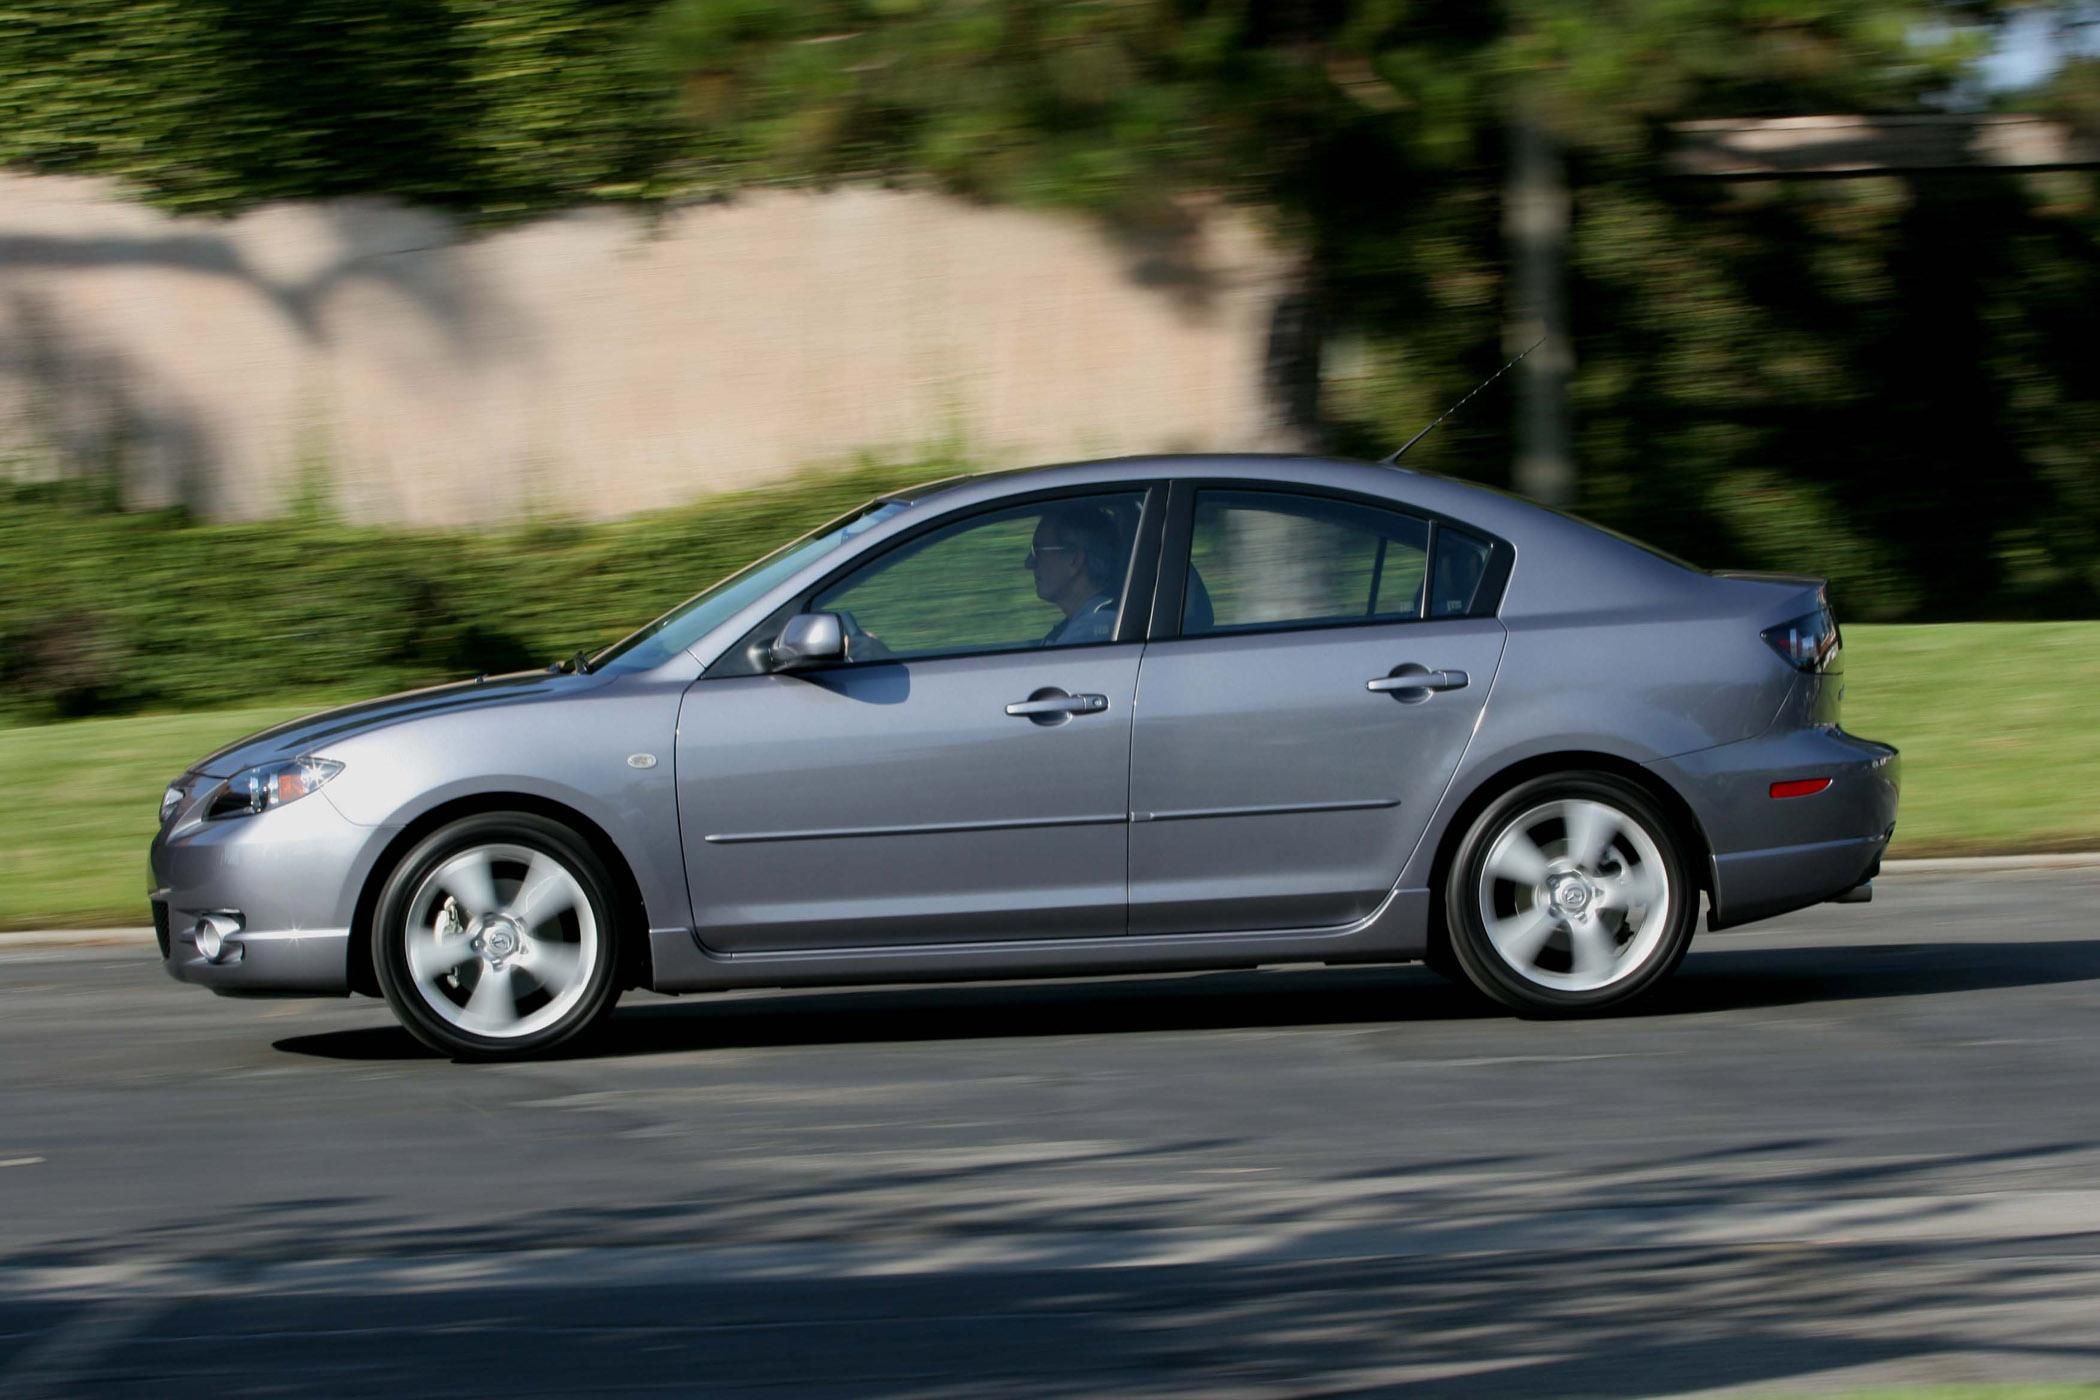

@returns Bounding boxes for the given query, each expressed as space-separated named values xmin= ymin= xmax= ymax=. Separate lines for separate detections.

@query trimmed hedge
xmin=0 ymin=460 xmax=937 ymax=724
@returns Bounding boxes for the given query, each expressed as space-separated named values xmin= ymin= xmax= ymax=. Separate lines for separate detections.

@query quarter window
xmin=813 ymin=492 xmax=1145 ymax=661
xmin=1184 ymin=490 xmax=1430 ymax=635
xmin=1429 ymin=527 xmax=1493 ymax=618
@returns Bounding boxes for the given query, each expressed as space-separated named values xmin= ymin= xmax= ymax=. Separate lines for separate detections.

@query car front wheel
xmin=1444 ymin=774 xmax=1695 ymax=1014
xmin=373 ymin=813 xmax=623 ymax=1059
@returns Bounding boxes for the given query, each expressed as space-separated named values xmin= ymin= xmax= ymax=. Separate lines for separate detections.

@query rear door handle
xmin=1005 ymin=692 xmax=1109 ymax=717
xmin=1367 ymin=669 xmax=1468 ymax=694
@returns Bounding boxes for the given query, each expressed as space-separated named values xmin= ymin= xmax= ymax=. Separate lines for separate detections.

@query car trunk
xmin=1711 ymin=571 xmax=1843 ymax=729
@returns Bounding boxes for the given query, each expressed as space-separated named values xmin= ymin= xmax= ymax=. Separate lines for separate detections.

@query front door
xmin=677 ymin=489 xmax=1152 ymax=953
xmin=1128 ymin=487 xmax=1506 ymax=934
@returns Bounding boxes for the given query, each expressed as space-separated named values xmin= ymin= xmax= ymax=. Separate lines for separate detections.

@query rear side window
xmin=1428 ymin=527 xmax=1493 ymax=618
xmin=1185 ymin=490 xmax=1429 ymax=636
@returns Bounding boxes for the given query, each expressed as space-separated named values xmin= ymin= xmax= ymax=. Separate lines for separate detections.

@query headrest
xmin=1184 ymin=566 xmax=1215 ymax=633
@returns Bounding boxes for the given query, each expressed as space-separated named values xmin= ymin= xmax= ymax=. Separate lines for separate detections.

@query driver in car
xmin=1029 ymin=504 xmax=1122 ymax=646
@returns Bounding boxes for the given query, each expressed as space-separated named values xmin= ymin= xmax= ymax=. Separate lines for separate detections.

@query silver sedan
xmin=151 ymin=456 xmax=1898 ymax=1058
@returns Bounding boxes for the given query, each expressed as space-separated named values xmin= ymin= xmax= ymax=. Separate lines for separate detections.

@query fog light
xmin=191 ymin=914 xmax=243 ymax=964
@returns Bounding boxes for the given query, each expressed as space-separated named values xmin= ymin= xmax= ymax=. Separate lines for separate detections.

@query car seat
xmin=1184 ymin=566 xmax=1215 ymax=633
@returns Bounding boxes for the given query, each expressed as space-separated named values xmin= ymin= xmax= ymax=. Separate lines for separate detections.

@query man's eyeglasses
xmin=1024 ymin=544 xmax=1072 ymax=571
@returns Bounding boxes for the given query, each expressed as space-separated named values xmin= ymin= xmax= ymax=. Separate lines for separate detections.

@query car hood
xmin=188 ymin=669 xmax=589 ymax=777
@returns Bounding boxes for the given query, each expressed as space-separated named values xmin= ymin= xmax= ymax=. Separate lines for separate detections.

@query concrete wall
xmin=0 ymin=174 xmax=1295 ymax=524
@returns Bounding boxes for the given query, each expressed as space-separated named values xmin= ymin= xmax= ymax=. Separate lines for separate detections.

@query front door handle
xmin=1005 ymin=691 xmax=1110 ymax=718
xmin=1367 ymin=668 xmax=1469 ymax=696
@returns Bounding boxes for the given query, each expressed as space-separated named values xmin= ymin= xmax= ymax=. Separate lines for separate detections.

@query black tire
xmin=373 ymin=812 xmax=624 ymax=1060
xmin=1443 ymin=772 xmax=1696 ymax=1015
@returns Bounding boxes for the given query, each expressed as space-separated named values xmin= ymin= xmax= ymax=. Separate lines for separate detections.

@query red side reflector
xmin=1770 ymin=778 xmax=1833 ymax=799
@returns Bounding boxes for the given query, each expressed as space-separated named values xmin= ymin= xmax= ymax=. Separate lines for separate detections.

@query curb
xmin=8 ymin=853 xmax=2099 ymax=949
xmin=1880 ymin=852 xmax=2100 ymax=875
xmin=0 ymin=927 xmax=155 ymax=949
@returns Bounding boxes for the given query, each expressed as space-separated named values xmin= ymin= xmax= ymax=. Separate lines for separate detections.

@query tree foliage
xmin=0 ymin=1 xmax=1982 ymax=216
xmin=1 ymin=0 xmax=2094 ymax=619
xmin=0 ymin=0 xmax=671 ymax=214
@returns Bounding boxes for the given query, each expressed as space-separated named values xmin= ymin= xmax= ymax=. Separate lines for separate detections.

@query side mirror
xmin=770 ymin=612 xmax=846 ymax=671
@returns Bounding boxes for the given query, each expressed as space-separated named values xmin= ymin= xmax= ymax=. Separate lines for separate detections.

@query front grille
xmin=152 ymin=900 xmax=171 ymax=959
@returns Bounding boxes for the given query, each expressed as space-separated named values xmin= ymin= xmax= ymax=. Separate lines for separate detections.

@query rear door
xmin=1127 ymin=485 xmax=1506 ymax=934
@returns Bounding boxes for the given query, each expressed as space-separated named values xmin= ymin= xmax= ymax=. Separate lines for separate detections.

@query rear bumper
xmin=1706 ymin=833 xmax=1889 ymax=928
xmin=1647 ymin=727 xmax=1899 ymax=930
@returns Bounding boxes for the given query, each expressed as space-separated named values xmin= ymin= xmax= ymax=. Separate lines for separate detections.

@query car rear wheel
xmin=373 ymin=813 xmax=623 ymax=1059
xmin=1444 ymin=773 xmax=1695 ymax=1014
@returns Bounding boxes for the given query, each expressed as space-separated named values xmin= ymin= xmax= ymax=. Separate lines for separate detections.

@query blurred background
xmin=1 ymin=0 xmax=2097 ymax=926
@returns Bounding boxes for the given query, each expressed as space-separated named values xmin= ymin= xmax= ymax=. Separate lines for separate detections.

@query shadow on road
xmin=1649 ymin=936 xmax=2100 ymax=1015
xmin=11 ymin=1137 xmax=2100 ymax=1395
xmin=272 ymin=937 xmax=2100 ymax=1064
xmin=15 ymin=1239 xmax=2100 ymax=1397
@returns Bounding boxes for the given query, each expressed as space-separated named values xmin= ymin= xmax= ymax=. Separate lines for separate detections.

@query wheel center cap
xmin=1546 ymin=872 xmax=1593 ymax=915
xmin=481 ymin=921 xmax=520 ymax=960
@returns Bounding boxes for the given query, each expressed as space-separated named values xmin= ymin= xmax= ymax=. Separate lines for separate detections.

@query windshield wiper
xmin=549 ymin=648 xmax=593 ymax=675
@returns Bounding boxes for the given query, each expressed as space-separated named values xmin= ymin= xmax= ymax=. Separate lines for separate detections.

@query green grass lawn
xmin=1790 ymin=1391 xmax=2100 ymax=1400
xmin=2 ymin=623 xmax=2096 ymax=930
xmin=0 ymin=700 xmax=339 ymax=930
xmin=1842 ymin=622 xmax=2100 ymax=857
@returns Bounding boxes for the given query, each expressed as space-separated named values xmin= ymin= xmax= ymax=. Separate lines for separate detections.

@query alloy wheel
xmin=1472 ymin=796 xmax=1675 ymax=994
xmin=401 ymin=841 xmax=601 ymax=1040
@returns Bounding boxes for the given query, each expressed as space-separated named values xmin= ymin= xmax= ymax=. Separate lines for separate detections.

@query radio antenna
xmin=1379 ymin=336 xmax=1545 ymax=465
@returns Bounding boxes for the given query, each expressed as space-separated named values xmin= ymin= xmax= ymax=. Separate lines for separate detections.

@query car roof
xmin=890 ymin=454 xmax=1557 ymax=540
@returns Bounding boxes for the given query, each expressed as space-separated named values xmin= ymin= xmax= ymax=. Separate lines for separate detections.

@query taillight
xmin=1761 ymin=595 xmax=1840 ymax=672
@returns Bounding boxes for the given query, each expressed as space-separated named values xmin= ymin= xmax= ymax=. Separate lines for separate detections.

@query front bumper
xmin=150 ymin=785 xmax=395 ymax=996
xmin=1648 ymin=726 xmax=1900 ymax=930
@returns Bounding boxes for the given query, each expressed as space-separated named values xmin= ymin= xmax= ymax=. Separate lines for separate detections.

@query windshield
xmin=590 ymin=500 xmax=911 ymax=672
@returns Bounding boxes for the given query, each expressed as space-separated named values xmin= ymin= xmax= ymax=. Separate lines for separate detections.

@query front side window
xmin=814 ymin=492 xmax=1145 ymax=661
xmin=594 ymin=500 xmax=910 ymax=671
xmin=1185 ymin=490 xmax=1429 ymax=635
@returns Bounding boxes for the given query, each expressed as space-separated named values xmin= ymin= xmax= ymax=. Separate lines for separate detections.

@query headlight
xmin=160 ymin=784 xmax=186 ymax=825
xmin=206 ymin=759 xmax=344 ymax=819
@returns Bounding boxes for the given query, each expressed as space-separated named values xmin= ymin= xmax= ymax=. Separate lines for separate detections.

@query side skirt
xmin=644 ymin=889 xmax=1432 ymax=994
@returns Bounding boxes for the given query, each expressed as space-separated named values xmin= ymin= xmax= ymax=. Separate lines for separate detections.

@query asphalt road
xmin=5 ymin=872 xmax=2100 ymax=1397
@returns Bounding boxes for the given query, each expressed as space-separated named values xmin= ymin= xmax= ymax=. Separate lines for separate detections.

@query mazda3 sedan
xmin=152 ymin=456 xmax=1898 ymax=1057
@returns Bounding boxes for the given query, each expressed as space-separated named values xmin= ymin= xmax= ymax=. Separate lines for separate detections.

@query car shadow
xmin=1647 ymin=936 xmax=2100 ymax=1015
xmin=272 ymin=937 xmax=2100 ymax=1063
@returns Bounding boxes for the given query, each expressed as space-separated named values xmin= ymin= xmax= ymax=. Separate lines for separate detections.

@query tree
xmin=4 ymin=0 xmax=2092 ymax=615
xmin=0 ymin=0 xmax=669 ymax=215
